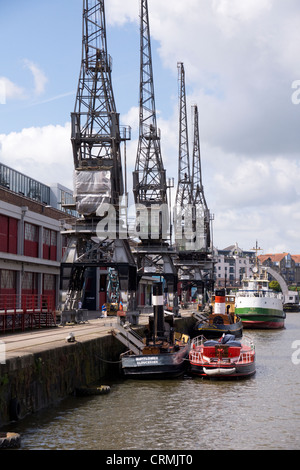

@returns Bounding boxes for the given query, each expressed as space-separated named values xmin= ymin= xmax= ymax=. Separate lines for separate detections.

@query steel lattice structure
xmin=60 ymin=0 xmax=137 ymax=318
xmin=71 ymin=0 xmax=130 ymax=205
xmin=131 ymin=0 xmax=179 ymax=315
xmin=133 ymin=0 xmax=167 ymax=212
xmin=174 ymin=62 xmax=193 ymax=252
xmin=191 ymin=104 xmax=211 ymax=250
xmin=174 ymin=64 xmax=214 ymax=297
xmin=175 ymin=62 xmax=193 ymax=209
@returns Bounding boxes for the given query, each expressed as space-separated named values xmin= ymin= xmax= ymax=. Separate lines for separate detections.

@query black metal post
xmin=153 ymin=282 xmax=164 ymax=342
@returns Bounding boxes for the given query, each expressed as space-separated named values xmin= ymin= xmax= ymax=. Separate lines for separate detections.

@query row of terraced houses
xmin=213 ymin=244 xmax=300 ymax=289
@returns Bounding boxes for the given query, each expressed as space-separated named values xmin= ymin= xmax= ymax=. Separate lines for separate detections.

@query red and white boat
xmin=189 ymin=334 xmax=256 ymax=378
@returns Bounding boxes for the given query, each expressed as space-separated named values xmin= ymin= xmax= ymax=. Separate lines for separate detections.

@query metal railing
xmin=235 ymin=290 xmax=283 ymax=299
xmin=0 ymin=294 xmax=55 ymax=313
xmin=190 ymin=335 xmax=255 ymax=365
xmin=0 ymin=294 xmax=56 ymax=333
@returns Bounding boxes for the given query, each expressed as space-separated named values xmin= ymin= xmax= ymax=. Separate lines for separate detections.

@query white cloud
xmin=0 ymin=77 xmax=27 ymax=102
xmin=106 ymin=0 xmax=137 ymax=25
xmin=0 ymin=60 xmax=48 ymax=104
xmin=0 ymin=123 xmax=74 ymax=189
xmin=23 ymin=59 xmax=48 ymax=96
xmin=212 ymin=0 xmax=272 ymax=31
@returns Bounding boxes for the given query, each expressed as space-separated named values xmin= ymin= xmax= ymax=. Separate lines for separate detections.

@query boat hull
xmin=235 ymin=295 xmax=285 ymax=329
xmin=121 ymin=344 xmax=190 ymax=379
xmin=235 ymin=307 xmax=286 ymax=329
xmin=190 ymin=361 xmax=256 ymax=378
xmin=189 ymin=334 xmax=256 ymax=379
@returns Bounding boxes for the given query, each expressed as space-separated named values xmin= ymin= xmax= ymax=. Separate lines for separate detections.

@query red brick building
xmin=258 ymin=252 xmax=300 ymax=286
xmin=0 ymin=163 xmax=75 ymax=313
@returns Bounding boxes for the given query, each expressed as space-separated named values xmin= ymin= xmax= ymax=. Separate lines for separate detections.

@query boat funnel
xmin=214 ymin=289 xmax=226 ymax=315
xmin=153 ymin=282 xmax=165 ymax=340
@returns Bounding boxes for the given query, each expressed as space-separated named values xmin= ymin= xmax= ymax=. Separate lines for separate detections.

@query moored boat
xmin=119 ymin=283 xmax=190 ymax=379
xmin=121 ymin=332 xmax=190 ymax=379
xmin=189 ymin=334 xmax=256 ymax=379
xmin=235 ymin=264 xmax=286 ymax=329
xmin=194 ymin=289 xmax=243 ymax=339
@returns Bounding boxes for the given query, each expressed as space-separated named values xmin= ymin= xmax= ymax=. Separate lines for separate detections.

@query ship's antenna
xmin=251 ymin=241 xmax=262 ymax=268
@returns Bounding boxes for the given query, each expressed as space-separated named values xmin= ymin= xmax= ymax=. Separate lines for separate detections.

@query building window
xmin=0 ymin=215 xmax=18 ymax=254
xmin=43 ymin=228 xmax=57 ymax=261
xmin=43 ymin=274 xmax=56 ymax=307
xmin=43 ymin=274 xmax=55 ymax=292
xmin=0 ymin=269 xmax=16 ymax=292
xmin=21 ymin=272 xmax=38 ymax=295
xmin=24 ymin=222 xmax=39 ymax=257
xmin=0 ymin=269 xmax=17 ymax=308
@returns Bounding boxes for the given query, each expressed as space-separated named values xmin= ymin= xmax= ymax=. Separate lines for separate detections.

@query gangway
xmin=193 ymin=310 xmax=209 ymax=324
xmin=111 ymin=320 xmax=145 ymax=355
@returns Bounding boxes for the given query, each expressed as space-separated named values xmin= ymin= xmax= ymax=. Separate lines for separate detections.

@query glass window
xmin=25 ymin=223 xmax=38 ymax=242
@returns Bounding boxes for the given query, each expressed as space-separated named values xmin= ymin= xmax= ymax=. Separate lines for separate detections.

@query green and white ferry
xmin=235 ymin=264 xmax=286 ymax=329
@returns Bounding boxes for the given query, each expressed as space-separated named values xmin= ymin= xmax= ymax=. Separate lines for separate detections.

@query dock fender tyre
xmin=0 ymin=432 xmax=21 ymax=449
xmin=9 ymin=398 xmax=21 ymax=421
xmin=213 ymin=316 xmax=224 ymax=325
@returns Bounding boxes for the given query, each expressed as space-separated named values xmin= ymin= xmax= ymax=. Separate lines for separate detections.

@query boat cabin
xmin=202 ymin=344 xmax=241 ymax=360
xmin=210 ymin=290 xmax=237 ymax=326
xmin=211 ymin=294 xmax=235 ymax=313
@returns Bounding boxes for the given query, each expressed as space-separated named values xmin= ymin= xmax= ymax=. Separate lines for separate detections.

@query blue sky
xmin=0 ymin=0 xmax=176 ymax=133
xmin=0 ymin=1 xmax=78 ymax=129
xmin=1 ymin=0 xmax=300 ymax=255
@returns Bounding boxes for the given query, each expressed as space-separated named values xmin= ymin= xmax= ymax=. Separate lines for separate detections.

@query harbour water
xmin=8 ymin=312 xmax=300 ymax=450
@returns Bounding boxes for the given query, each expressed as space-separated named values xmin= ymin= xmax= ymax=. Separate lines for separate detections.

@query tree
xmin=269 ymin=280 xmax=281 ymax=292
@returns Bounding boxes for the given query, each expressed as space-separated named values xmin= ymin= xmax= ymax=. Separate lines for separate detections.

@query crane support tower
xmin=60 ymin=0 xmax=138 ymax=322
xmin=174 ymin=62 xmax=193 ymax=251
xmin=174 ymin=63 xmax=214 ymax=301
xmin=191 ymin=104 xmax=212 ymax=252
xmin=132 ymin=0 xmax=179 ymax=315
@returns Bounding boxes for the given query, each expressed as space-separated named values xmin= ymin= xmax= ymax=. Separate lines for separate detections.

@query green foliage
xmin=269 ymin=280 xmax=281 ymax=292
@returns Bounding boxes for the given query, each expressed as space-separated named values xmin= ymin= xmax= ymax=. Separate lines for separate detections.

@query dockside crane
xmin=191 ymin=104 xmax=211 ymax=253
xmin=132 ymin=0 xmax=178 ymax=315
xmin=60 ymin=0 xmax=137 ymax=320
xmin=174 ymin=63 xmax=214 ymax=303
xmin=174 ymin=62 xmax=193 ymax=251
xmin=191 ymin=103 xmax=214 ymax=293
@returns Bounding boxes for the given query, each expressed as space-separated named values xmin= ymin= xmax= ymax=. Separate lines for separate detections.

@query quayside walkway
xmin=0 ymin=310 xmax=194 ymax=362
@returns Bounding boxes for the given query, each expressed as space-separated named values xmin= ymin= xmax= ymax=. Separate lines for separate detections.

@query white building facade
xmin=213 ymin=243 xmax=255 ymax=289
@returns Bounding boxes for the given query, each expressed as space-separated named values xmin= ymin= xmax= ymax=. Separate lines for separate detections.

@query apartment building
xmin=213 ymin=243 xmax=256 ymax=289
xmin=258 ymin=252 xmax=300 ymax=286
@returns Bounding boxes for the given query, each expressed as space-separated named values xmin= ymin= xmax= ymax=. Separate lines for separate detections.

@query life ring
xmin=0 ymin=432 xmax=21 ymax=449
xmin=9 ymin=398 xmax=21 ymax=421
